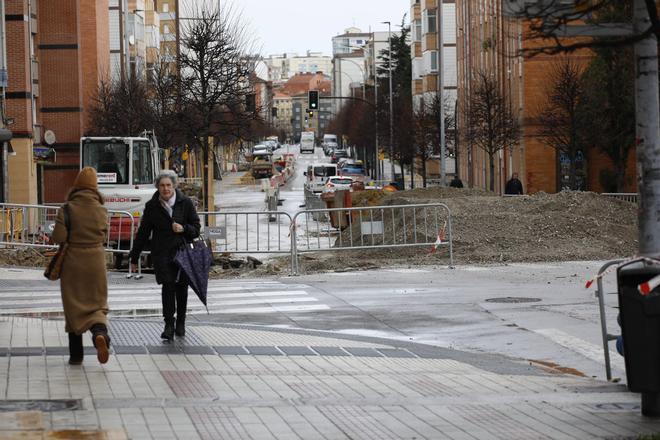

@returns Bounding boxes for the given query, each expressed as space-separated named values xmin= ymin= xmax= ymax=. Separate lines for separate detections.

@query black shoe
xmin=68 ymin=333 xmax=83 ymax=365
xmin=175 ymin=320 xmax=185 ymax=337
xmin=161 ymin=322 xmax=174 ymax=340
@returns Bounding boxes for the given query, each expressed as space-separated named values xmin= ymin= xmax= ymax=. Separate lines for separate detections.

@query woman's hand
xmin=172 ymin=222 xmax=184 ymax=234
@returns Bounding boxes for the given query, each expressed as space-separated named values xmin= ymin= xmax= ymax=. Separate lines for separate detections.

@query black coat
xmin=505 ymin=178 xmax=524 ymax=195
xmin=129 ymin=189 xmax=201 ymax=284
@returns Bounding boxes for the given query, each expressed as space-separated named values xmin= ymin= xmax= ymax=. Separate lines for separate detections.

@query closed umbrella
xmin=174 ymin=239 xmax=212 ymax=313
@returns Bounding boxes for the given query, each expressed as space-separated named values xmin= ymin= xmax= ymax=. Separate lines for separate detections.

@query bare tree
xmin=465 ymin=72 xmax=520 ymax=192
xmin=415 ymin=93 xmax=456 ymax=188
xmin=507 ymin=0 xmax=656 ymax=55
xmin=149 ymin=57 xmax=182 ymax=150
xmin=536 ymin=58 xmax=585 ymax=190
xmin=87 ymin=75 xmax=154 ymax=136
xmin=177 ymin=4 xmax=258 ymax=212
xmin=580 ymin=45 xmax=636 ymax=192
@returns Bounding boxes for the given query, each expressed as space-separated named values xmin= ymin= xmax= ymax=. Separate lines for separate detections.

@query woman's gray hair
xmin=154 ymin=170 xmax=178 ymax=188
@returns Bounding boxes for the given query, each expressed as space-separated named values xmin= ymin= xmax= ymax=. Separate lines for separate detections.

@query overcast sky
xmin=224 ymin=0 xmax=410 ymax=56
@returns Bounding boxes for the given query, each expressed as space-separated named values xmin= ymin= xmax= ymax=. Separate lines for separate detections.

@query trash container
xmin=617 ymin=260 xmax=660 ymax=416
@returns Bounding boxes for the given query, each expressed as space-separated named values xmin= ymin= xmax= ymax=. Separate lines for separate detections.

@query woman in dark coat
xmin=52 ymin=167 xmax=111 ymax=365
xmin=129 ymin=170 xmax=201 ymax=340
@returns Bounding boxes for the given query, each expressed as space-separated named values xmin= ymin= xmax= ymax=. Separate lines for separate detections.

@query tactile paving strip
xmin=109 ymin=320 xmax=206 ymax=346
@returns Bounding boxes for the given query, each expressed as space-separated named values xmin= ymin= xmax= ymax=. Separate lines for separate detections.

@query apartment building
xmin=455 ymin=1 xmax=622 ymax=194
xmin=410 ymin=0 xmax=457 ymax=178
xmin=0 ymin=2 xmax=12 ymax=202
xmin=4 ymin=0 xmax=109 ymax=203
xmin=265 ymin=52 xmax=332 ymax=84
xmin=279 ymin=73 xmax=331 ymax=141
xmin=157 ymin=0 xmax=176 ymax=69
xmin=272 ymin=91 xmax=293 ymax=140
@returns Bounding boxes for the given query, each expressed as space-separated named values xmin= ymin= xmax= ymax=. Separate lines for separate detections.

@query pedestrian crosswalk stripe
xmin=0 ymin=281 xmax=329 ymax=315
xmin=0 ymin=289 xmax=308 ymax=307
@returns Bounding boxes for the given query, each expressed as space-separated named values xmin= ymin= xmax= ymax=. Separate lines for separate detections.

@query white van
xmin=300 ymin=131 xmax=315 ymax=154
xmin=304 ymin=163 xmax=338 ymax=193
xmin=323 ymin=134 xmax=338 ymax=147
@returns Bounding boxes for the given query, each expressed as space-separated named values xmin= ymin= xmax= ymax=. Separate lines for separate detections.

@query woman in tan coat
xmin=52 ymin=167 xmax=111 ymax=365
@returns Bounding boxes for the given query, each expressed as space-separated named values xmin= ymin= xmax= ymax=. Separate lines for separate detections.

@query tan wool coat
xmin=52 ymin=189 xmax=109 ymax=334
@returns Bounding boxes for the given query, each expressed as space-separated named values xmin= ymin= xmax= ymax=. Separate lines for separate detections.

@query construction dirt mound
xmin=290 ymin=188 xmax=638 ymax=274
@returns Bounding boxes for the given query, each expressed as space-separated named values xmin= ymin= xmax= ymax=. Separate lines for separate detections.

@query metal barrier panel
xmin=601 ymin=193 xmax=638 ymax=203
xmin=199 ymin=210 xmax=295 ymax=273
xmin=0 ymin=203 xmax=135 ymax=256
xmin=595 ymin=259 xmax=625 ymax=382
xmin=199 ymin=211 xmax=294 ymax=253
xmin=292 ymin=203 xmax=453 ymax=272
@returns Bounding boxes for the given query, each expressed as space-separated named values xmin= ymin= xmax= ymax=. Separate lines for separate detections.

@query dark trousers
xmin=162 ymin=281 xmax=188 ymax=324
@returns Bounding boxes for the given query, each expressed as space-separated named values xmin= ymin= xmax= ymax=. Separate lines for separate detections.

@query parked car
xmin=324 ymin=141 xmax=338 ymax=156
xmin=323 ymin=176 xmax=356 ymax=193
xmin=331 ymin=149 xmax=349 ymax=163
xmin=253 ymin=144 xmax=271 ymax=154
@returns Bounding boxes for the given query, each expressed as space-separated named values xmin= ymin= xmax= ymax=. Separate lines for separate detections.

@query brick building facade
xmin=4 ymin=0 xmax=110 ymax=203
xmin=455 ymin=2 xmax=636 ymax=194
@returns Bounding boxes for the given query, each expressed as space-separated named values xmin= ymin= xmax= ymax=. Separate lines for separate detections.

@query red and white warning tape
xmin=429 ymin=220 xmax=448 ymax=254
xmin=584 ymin=256 xmax=660 ymax=296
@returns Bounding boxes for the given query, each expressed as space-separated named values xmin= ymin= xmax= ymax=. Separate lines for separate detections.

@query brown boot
xmin=68 ymin=333 xmax=83 ymax=365
xmin=91 ymin=324 xmax=110 ymax=364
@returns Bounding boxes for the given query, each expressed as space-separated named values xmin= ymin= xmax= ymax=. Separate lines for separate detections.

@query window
xmin=162 ymin=3 xmax=169 ymax=12
xmin=430 ymin=51 xmax=438 ymax=72
xmin=163 ymin=24 xmax=170 ymax=34
xmin=132 ymin=141 xmax=153 ymax=184
xmin=423 ymin=9 xmax=437 ymax=34
xmin=82 ymin=141 xmax=129 ymax=185
xmin=414 ymin=20 xmax=422 ymax=42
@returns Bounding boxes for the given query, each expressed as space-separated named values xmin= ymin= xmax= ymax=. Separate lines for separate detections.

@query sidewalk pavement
xmin=1 ymin=311 xmax=660 ymax=440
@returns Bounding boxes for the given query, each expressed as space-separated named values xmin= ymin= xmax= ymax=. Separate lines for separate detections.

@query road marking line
xmin=534 ymin=328 xmax=626 ymax=372
xmin=0 ymin=290 xmax=313 ymax=305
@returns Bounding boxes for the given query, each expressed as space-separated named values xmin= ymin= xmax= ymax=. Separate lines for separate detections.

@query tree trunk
xmin=634 ymin=0 xmax=660 ymax=256
xmin=489 ymin=152 xmax=495 ymax=192
xmin=569 ymin=150 xmax=577 ymax=191
xmin=422 ymin=155 xmax=427 ymax=188
xmin=410 ymin=161 xmax=415 ymax=189
xmin=400 ymin=161 xmax=406 ymax=189
xmin=616 ymin=162 xmax=626 ymax=193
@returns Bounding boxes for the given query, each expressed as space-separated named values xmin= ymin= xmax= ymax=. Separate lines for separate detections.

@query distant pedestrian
xmin=129 ymin=170 xmax=201 ymax=340
xmin=449 ymin=176 xmax=464 ymax=188
xmin=52 ymin=167 xmax=111 ymax=365
xmin=505 ymin=172 xmax=524 ymax=195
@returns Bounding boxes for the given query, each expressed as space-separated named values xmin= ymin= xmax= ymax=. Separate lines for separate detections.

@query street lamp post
xmin=382 ymin=21 xmax=395 ymax=181
xmin=437 ymin=3 xmax=446 ymax=186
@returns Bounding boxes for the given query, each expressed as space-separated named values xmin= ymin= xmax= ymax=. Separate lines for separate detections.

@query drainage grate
xmin=0 ymin=399 xmax=82 ymax=412
xmin=485 ymin=297 xmax=542 ymax=304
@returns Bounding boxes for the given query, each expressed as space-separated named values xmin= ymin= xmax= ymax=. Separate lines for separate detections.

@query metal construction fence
xmin=291 ymin=203 xmax=452 ymax=273
xmin=601 ymin=193 xmax=638 ymax=203
xmin=0 ymin=203 xmax=135 ymax=255
xmin=0 ymin=202 xmax=453 ymax=275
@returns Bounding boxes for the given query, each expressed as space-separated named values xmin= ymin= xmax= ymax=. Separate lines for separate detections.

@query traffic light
xmin=308 ymin=90 xmax=319 ymax=110
xmin=308 ymin=111 xmax=314 ymax=118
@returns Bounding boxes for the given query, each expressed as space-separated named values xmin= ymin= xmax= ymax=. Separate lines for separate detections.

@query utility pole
xmin=382 ymin=21 xmax=395 ymax=181
xmin=124 ymin=0 xmax=130 ymax=78
xmin=437 ymin=2 xmax=446 ymax=186
xmin=634 ymin=0 xmax=660 ymax=255
xmin=373 ymin=33 xmax=380 ymax=181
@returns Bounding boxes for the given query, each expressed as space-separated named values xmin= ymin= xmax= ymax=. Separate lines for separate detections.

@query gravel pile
xmin=346 ymin=188 xmax=637 ymax=264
